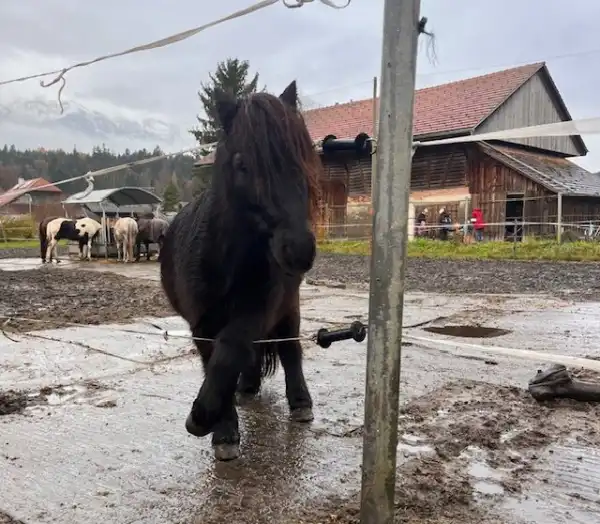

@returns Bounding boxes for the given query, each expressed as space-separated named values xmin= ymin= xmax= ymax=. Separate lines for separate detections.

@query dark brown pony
xmin=160 ymin=80 xmax=321 ymax=461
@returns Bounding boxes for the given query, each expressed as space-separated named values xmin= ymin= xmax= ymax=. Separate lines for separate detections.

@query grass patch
xmin=0 ymin=239 xmax=68 ymax=250
xmin=318 ymin=238 xmax=600 ymax=261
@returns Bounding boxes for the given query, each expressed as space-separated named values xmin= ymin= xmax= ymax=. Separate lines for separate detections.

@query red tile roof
xmin=195 ymin=62 xmax=545 ymax=166
xmin=302 ymin=62 xmax=545 ymax=142
xmin=0 ymin=177 xmax=61 ymax=208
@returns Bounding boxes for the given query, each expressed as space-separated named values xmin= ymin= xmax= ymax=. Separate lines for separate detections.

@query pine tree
xmin=162 ymin=181 xmax=180 ymax=212
xmin=190 ymin=58 xmax=261 ymax=148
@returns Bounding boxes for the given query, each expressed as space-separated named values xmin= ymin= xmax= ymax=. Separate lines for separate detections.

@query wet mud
xmin=288 ymin=380 xmax=600 ymax=524
xmin=0 ymin=382 xmax=113 ymax=416
xmin=0 ymin=268 xmax=173 ymax=332
xmin=3 ymin=253 xmax=600 ymax=522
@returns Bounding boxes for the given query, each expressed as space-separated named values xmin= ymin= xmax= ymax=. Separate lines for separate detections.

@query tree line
xmin=0 ymin=58 xmax=261 ymax=212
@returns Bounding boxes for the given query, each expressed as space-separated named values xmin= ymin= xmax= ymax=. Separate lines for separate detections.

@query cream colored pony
xmin=113 ymin=217 xmax=138 ymax=263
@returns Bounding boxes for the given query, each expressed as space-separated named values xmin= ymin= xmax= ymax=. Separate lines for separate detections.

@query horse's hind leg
xmin=275 ymin=314 xmax=313 ymax=422
xmin=236 ymin=344 xmax=264 ymax=399
xmin=190 ymin=333 xmax=241 ymax=461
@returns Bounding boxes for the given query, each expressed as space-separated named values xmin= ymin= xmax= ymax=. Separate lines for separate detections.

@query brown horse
xmin=135 ymin=217 xmax=169 ymax=262
xmin=160 ymin=80 xmax=321 ymax=461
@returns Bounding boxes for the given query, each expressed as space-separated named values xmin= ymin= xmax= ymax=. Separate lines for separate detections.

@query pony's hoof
xmin=213 ymin=443 xmax=240 ymax=461
xmin=290 ymin=407 xmax=314 ymax=422
xmin=185 ymin=412 xmax=211 ymax=437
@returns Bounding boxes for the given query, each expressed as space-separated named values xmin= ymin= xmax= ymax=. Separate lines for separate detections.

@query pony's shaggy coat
xmin=160 ymin=80 xmax=322 ymax=460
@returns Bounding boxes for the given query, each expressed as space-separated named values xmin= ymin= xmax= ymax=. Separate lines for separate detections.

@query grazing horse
xmin=40 ymin=217 xmax=79 ymax=263
xmin=135 ymin=217 xmax=169 ymax=262
xmin=160 ymin=80 xmax=321 ymax=461
xmin=74 ymin=217 xmax=102 ymax=261
xmin=113 ymin=217 xmax=138 ymax=263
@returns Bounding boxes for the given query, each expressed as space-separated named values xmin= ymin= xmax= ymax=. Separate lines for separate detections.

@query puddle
xmin=461 ymin=446 xmax=506 ymax=497
xmin=501 ymin=443 xmax=600 ymax=523
xmin=424 ymin=325 xmax=511 ymax=338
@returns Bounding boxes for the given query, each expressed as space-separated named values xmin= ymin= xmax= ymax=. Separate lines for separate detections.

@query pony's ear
xmin=279 ymin=80 xmax=298 ymax=111
xmin=214 ymin=88 xmax=239 ymax=134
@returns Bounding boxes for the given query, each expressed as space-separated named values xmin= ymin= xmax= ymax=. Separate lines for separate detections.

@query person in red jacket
xmin=470 ymin=208 xmax=485 ymax=242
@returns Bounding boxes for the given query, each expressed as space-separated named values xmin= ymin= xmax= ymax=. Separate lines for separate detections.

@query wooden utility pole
xmin=359 ymin=0 xmax=422 ymax=523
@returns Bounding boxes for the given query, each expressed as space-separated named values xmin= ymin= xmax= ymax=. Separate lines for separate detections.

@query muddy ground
xmin=284 ymin=378 xmax=600 ymax=524
xmin=3 ymin=250 xmax=600 ymax=333
xmin=0 ymin=268 xmax=173 ymax=332
xmin=3 ymin=250 xmax=600 ymax=523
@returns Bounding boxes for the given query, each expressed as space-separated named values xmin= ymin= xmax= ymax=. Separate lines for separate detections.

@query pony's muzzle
xmin=272 ymin=228 xmax=316 ymax=274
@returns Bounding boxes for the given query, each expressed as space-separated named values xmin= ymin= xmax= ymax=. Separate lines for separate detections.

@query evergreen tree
xmin=190 ymin=58 xmax=261 ymax=148
xmin=162 ymin=181 xmax=180 ymax=212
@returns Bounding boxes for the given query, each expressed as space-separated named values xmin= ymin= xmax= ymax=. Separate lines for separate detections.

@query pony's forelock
xmin=213 ymin=89 xmax=322 ymax=226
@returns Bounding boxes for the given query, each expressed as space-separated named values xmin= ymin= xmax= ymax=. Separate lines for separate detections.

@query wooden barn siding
xmin=320 ymin=145 xmax=467 ymax=194
xmin=561 ymin=197 xmax=600 ymax=228
xmin=466 ymin=148 xmax=556 ymax=240
xmin=319 ymin=146 xmax=468 ymax=237
xmin=475 ymin=72 xmax=580 ymax=156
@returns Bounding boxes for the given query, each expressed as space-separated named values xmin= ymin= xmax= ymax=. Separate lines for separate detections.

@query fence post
xmin=556 ymin=192 xmax=563 ymax=243
xmin=360 ymin=0 xmax=421 ymax=523
xmin=512 ymin=219 xmax=518 ymax=257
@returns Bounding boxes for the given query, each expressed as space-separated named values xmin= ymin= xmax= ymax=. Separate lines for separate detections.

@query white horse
xmin=74 ymin=217 xmax=102 ymax=261
xmin=113 ymin=217 xmax=138 ymax=263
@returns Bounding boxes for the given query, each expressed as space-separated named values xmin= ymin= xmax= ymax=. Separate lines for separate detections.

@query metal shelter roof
xmin=62 ymin=187 xmax=162 ymax=207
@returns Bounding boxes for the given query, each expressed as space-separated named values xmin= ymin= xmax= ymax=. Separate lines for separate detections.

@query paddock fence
xmin=315 ymin=193 xmax=600 ymax=243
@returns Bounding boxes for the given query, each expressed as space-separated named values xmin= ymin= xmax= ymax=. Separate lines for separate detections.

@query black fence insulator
xmin=316 ymin=320 xmax=367 ymax=348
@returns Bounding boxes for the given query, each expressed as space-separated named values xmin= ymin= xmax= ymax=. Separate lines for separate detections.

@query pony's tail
xmin=258 ymin=343 xmax=279 ymax=378
xmin=39 ymin=223 xmax=47 ymax=261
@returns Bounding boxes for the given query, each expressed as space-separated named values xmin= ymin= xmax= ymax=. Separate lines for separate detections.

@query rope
xmin=0 ymin=0 xmax=351 ymax=112
xmin=25 ymin=143 xmax=217 ymax=194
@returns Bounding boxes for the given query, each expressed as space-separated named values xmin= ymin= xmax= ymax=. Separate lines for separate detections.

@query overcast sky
xmin=1 ymin=0 xmax=599 ymax=171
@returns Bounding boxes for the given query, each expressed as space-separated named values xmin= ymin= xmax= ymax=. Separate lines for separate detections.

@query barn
xmin=304 ymin=62 xmax=600 ymax=241
xmin=193 ymin=62 xmax=600 ymax=241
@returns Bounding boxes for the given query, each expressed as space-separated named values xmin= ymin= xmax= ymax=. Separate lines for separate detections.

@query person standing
xmin=471 ymin=208 xmax=485 ymax=242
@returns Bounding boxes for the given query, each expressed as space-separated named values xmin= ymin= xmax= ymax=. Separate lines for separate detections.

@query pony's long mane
xmin=212 ymin=88 xmax=322 ymax=226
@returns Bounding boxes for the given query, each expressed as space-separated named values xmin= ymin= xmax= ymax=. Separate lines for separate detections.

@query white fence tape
xmin=417 ymin=117 xmax=600 ymax=148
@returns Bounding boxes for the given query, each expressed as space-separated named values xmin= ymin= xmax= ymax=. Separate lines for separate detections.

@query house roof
xmin=479 ymin=142 xmax=600 ymax=197
xmin=62 ymin=187 xmax=162 ymax=207
xmin=195 ymin=62 xmax=549 ymax=167
xmin=303 ymin=62 xmax=545 ymax=142
xmin=0 ymin=177 xmax=61 ymax=208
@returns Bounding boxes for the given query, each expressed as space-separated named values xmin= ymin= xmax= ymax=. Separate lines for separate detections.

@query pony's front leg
xmin=86 ymin=240 xmax=92 ymax=261
xmin=189 ymin=332 xmax=241 ymax=461
xmin=145 ymin=241 xmax=151 ymax=261
xmin=47 ymin=238 xmax=59 ymax=263
xmin=116 ymin=241 xmax=122 ymax=262
xmin=186 ymin=321 xmax=259 ymax=455
xmin=78 ymin=239 xmax=85 ymax=261
xmin=134 ymin=240 xmax=141 ymax=262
